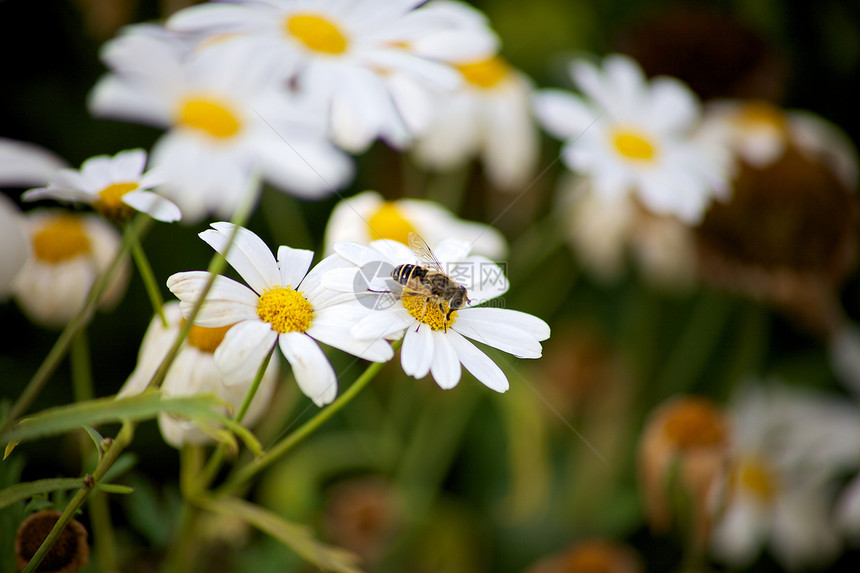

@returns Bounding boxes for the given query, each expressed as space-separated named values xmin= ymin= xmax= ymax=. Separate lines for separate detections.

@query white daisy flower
xmin=166 ymin=0 xmax=496 ymax=153
xmin=710 ymin=384 xmax=860 ymax=570
xmin=89 ymin=31 xmax=353 ymax=223
xmin=118 ymin=302 xmax=279 ymax=448
xmin=412 ymin=54 xmax=539 ymax=192
xmin=323 ymin=236 xmax=550 ymax=392
xmin=22 ymin=149 xmax=180 ymax=223
xmin=322 ymin=190 xmax=507 ymax=259
xmin=12 ymin=210 xmax=130 ymax=328
xmin=0 ymin=195 xmax=29 ymax=300
xmin=166 ymin=222 xmax=394 ymax=407
xmin=701 ymin=99 xmax=858 ymax=186
xmin=533 ymin=53 xmax=731 ymax=223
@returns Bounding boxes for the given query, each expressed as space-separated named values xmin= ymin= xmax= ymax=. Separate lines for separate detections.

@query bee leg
xmin=366 ymin=288 xmax=391 ymax=293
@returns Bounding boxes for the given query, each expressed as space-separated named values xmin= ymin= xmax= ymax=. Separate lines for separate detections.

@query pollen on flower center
xmin=285 ymin=13 xmax=348 ymax=55
xmin=402 ymin=294 xmax=457 ymax=331
xmin=367 ymin=202 xmax=416 ymax=244
xmin=93 ymin=181 xmax=139 ymax=221
xmin=661 ymin=398 xmax=728 ymax=450
xmin=32 ymin=215 xmax=91 ymax=263
xmin=178 ymin=96 xmax=242 ymax=139
xmin=456 ymin=56 xmax=510 ymax=89
xmin=256 ymin=286 xmax=314 ymax=333
xmin=612 ymin=128 xmax=658 ymax=162
xmin=185 ymin=320 xmax=233 ymax=354
xmin=738 ymin=101 xmax=787 ymax=133
xmin=736 ymin=458 xmax=778 ymax=503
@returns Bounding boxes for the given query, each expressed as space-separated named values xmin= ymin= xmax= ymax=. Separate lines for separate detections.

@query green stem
xmin=70 ymin=331 xmax=119 ymax=573
xmin=128 ymin=224 xmax=167 ymax=327
xmin=163 ymin=446 xmax=205 ymax=573
xmin=22 ymin=422 xmax=135 ymax=573
xmin=1 ymin=215 xmax=150 ymax=434
xmin=217 ymin=344 xmax=398 ymax=496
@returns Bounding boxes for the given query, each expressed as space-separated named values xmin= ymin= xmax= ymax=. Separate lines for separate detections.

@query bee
xmin=375 ymin=233 xmax=469 ymax=331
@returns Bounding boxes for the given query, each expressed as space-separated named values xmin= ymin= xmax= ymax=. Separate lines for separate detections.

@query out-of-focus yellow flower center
xmin=367 ymin=202 xmax=416 ymax=244
xmin=178 ymin=97 xmax=242 ymax=139
xmin=285 ymin=13 xmax=348 ymax=55
xmin=563 ymin=540 xmax=621 ymax=573
xmin=737 ymin=101 xmax=787 ymax=133
xmin=185 ymin=321 xmax=233 ymax=354
xmin=612 ymin=128 xmax=658 ymax=162
xmin=32 ymin=215 xmax=91 ymax=263
xmin=736 ymin=457 xmax=778 ymax=503
xmin=93 ymin=181 xmax=138 ymax=221
xmin=402 ymin=295 xmax=457 ymax=331
xmin=456 ymin=56 xmax=510 ymax=89
xmin=257 ymin=286 xmax=314 ymax=333
xmin=661 ymin=398 xmax=727 ymax=451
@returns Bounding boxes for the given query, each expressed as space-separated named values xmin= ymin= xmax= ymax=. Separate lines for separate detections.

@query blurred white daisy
xmin=533 ymin=54 xmax=730 ymax=223
xmin=701 ymin=99 xmax=858 ymax=186
xmin=167 ymin=223 xmax=393 ymax=407
xmin=322 ymin=190 xmax=506 ymax=259
xmin=118 ymin=302 xmax=278 ymax=447
xmin=710 ymin=384 xmax=860 ymax=570
xmin=558 ymin=173 xmax=696 ymax=290
xmin=12 ymin=210 xmax=130 ymax=328
xmin=412 ymin=54 xmax=539 ymax=192
xmin=323 ymin=237 xmax=550 ymax=392
xmin=167 ymin=0 xmax=497 ymax=153
xmin=89 ymin=31 xmax=353 ymax=223
xmin=23 ymin=148 xmax=180 ymax=223
xmin=0 ymin=195 xmax=29 ymax=300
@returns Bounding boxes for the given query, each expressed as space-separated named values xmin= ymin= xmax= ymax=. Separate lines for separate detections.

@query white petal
xmin=447 ymin=330 xmax=508 ymax=392
xmin=201 ymin=223 xmax=280 ymax=294
xmin=400 ymin=324 xmax=434 ymax=379
xmin=21 ymin=187 xmax=95 ymax=204
xmin=352 ymin=307 xmax=414 ymax=340
xmin=166 ymin=271 xmax=259 ymax=327
xmin=214 ymin=320 xmax=278 ymax=386
xmin=710 ymin=499 xmax=769 ymax=566
xmin=307 ymin=306 xmax=394 ymax=362
xmin=532 ymin=89 xmax=597 ymax=141
xmin=430 ymin=333 xmax=461 ymax=389
xmin=0 ymin=138 xmax=67 ymax=186
xmin=277 ymin=246 xmax=314 ymax=289
xmin=122 ymin=190 xmax=182 ymax=222
xmin=279 ymin=332 xmax=338 ymax=406
xmin=452 ymin=310 xmax=544 ymax=359
xmin=110 ymin=148 xmax=147 ymax=181
xmin=456 ymin=307 xmax=550 ymax=341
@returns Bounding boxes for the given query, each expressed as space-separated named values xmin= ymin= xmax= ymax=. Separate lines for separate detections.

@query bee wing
xmin=408 ymin=232 xmax=445 ymax=273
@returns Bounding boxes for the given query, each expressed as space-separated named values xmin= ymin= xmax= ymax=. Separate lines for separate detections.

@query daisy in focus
xmin=12 ymin=210 xmax=130 ymax=328
xmin=167 ymin=223 xmax=394 ymax=407
xmin=89 ymin=31 xmax=353 ymax=223
xmin=119 ymin=302 xmax=278 ymax=447
xmin=412 ymin=54 xmax=539 ymax=192
xmin=166 ymin=0 xmax=498 ymax=153
xmin=322 ymin=190 xmax=507 ymax=259
xmin=710 ymin=384 xmax=860 ymax=570
xmin=533 ymin=54 xmax=731 ymax=223
xmin=23 ymin=148 xmax=180 ymax=223
xmin=324 ymin=235 xmax=550 ymax=392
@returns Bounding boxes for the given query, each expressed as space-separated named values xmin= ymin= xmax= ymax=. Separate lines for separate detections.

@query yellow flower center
xmin=177 ymin=96 xmax=242 ymax=139
xmin=256 ymin=286 xmax=314 ymax=333
xmin=367 ymin=202 xmax=416 ymax=244
xmin=32 ymin=215 xmax=91 ymax=263
xmin=736 ymin=457 xmax=778 ymax=503
xmin=185 ymin=321 xmax=233 ymax=354
xmin=563 ymin=540 xmax=623 ymax=573
xmin=661 ymin=397 xmax=728 ymax=451
xmin=737 ymin=100 xmax=787 ymax=133
xmin=285 ymin=13 xmax=348 ymax=55
xmin=93 ymin=181 xmax=138 ymax=222
xmin=456 ymin=56 xmax=510 ymax=89
xmin=402 ymin=294 xmax=457 ymax=331
xmin=611 ymin=128 xmax=658 ymax=162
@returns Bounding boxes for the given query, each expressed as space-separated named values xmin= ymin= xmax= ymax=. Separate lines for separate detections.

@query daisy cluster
xmin=3 ymin=2 xmax=860 ymax=572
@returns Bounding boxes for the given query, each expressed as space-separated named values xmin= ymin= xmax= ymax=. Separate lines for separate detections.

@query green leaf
xmin=1 ymin=392 xmax=261 ymax=456
xmin=0 ymin=477 xmax=84 ymax=511
xmin=94 ymin=483 xmax=134 ymax=495
xmin=199 ymin=496 xmax=363 ymax=573
xmin=82 ymin=425 xmax=104 ymax=452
